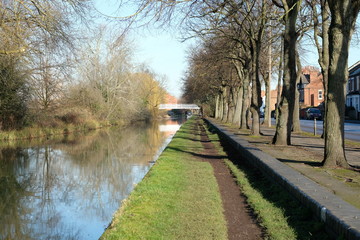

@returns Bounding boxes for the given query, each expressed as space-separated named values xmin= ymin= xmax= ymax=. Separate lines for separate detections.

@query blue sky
xmin=132 ymin=31 xmax=193 ymax=99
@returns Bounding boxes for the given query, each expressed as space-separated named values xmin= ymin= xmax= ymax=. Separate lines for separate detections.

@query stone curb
xmin=205 ymin=118 xmax=360 ymax=240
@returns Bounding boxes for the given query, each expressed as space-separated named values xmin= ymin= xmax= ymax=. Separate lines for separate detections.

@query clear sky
xmin=132 ymin=31 xmax=193 ymax=99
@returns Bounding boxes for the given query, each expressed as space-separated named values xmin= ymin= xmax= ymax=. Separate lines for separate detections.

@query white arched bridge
xmin=158 ymin=104 xmax=200 ymax=110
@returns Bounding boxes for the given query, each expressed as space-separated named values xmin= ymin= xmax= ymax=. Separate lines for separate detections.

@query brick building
xmin=262 ymin=66 xmax=324 ymax=112
xmin=298 ymin=66 xmax=324 ymax=107
xmin=164 ymin=94 xmax=178 ymax=104
xmin=261 ymin=89 xmax=279 ymax=111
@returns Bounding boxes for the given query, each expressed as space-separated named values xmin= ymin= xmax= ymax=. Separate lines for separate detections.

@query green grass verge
xmin=205 ymin=122 xmax=330 ymax=240
xmin=101 ymin=118 xmax=228 ymax=240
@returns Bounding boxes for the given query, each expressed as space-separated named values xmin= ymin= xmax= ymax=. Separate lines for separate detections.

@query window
xmin=318 ymin=90 xmax=323 ymax=100
xmin=299 ymin=89 xmax=304 ymax=102
xmin=353 ymin=77 xmax=357 ymax=91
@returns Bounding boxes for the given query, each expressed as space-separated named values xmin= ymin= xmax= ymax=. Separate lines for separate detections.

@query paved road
xmin=271 ymin=119 xmax=360 ymax=142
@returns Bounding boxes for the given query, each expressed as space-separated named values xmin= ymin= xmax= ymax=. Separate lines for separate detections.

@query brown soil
xmin=194 ymin=120 xmax=264 ymax=240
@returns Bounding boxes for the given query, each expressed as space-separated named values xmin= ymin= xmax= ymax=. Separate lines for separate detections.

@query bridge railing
xmin=158 ymin=104 xmax=200 ymax=110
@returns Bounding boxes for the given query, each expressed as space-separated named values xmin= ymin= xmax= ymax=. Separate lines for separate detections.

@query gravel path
xmin=194 ymin=120 xmax=263 ymax=240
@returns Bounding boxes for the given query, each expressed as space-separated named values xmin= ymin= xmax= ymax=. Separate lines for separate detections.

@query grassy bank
xmin=0 ymin=119 xmax=119 ymax=142
xmin=101 ymin=118 xmax=330 ymax=239
xmin=205 ymin=123 xmax=330 ymax=240
xmin=101 ymin=118 xmax=228 ymax=239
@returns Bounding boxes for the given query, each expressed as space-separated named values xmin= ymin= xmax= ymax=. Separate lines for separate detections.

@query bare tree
xmin=0 ymin=0 xmax=90 ymax=128
xmin=322 ymin=0 xmax=360 ymax=168
xmin=272 ymin=0 xmax=302 ymax=145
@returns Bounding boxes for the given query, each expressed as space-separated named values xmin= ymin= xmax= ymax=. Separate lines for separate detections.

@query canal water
xmin=0 ymin=118 xmax=185 ymax=240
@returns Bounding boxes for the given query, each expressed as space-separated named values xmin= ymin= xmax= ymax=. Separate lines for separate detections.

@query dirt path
xmin=194 ymin=120 xmax=263 ymax=240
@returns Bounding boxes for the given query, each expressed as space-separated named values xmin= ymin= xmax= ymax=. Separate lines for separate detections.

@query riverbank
xmin=0 ymin=119 xmax=116 ymax=142
xmin=0 ymin=115 xmax=179 ymax=143
xmin=101 ymin=117 xmax=329 ymax=239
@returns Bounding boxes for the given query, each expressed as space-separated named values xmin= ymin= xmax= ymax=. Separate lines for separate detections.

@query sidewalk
xmin=260 ymin=125 xmax=360 ymax=168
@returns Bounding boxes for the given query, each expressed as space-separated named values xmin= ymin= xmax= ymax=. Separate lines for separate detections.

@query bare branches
xmin=0 ymin=0 xmax=90 ymax=55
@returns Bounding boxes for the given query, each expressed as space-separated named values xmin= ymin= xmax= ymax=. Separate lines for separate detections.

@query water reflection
xmin=0 ymin=119 xmax=184 ymax=240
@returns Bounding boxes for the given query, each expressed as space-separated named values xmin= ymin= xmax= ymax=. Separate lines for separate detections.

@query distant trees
xmin=0 ymin=0 xmax=168 ymax=131
xmin=69 ymin=28 xmax=166 ymax=123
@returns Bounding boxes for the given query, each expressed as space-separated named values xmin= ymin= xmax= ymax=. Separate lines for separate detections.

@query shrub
xmin=83 ymin=120 xmax=99 ymax=130
xmin=59 ymin=112 xmax=82 ymax=124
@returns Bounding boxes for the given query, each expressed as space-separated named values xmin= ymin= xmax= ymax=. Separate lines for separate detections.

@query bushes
xmin=83 ymin=120 xmax=99 ymax=130
xmin=0 ymin=108 xmax=103 ymax=141
xmin=0 ymin=56 xmax=29 ymax=130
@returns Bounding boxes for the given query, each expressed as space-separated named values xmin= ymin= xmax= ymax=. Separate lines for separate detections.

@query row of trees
xmin=0 ymin=0 xmax=167 ymax=131
xmin=180 ymin=0 xmax=359 ymax=169
xmin=115 ymin=0 xmax=358 ymax=168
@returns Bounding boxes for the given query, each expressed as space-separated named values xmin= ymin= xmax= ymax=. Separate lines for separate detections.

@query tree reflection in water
xmin=0 ymin=119 xmax=184 ymax=240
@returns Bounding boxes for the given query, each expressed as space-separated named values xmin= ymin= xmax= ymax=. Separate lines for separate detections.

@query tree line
xmin=0 ymin=0 xmax=166 ymax=133
xmin=113 ymin=0 xmax=359 ymax=168
xmin=180 ymin=0 xmax=359 ymax=169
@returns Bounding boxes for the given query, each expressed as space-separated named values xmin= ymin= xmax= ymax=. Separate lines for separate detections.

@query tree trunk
xmin=323 ymin=0 xmax=359 ymax=168
xmin=232 ymin=60 xmax=246 ymax=128
xmin=263 ymin=36 xmax=272 ymax=127
xmin=246 ymin=85 xmax=252 ymax=129
xmin=232 ymin=86 xmax=243 ymax=125
xmin=215 ymin=93 xmax=220 ymax=119
xmin=292 ymin=49 xmax=302 ymax=132
xmin=250 ymin=40 xmax=263 ymax=136
xmin=320 ymin=0 xmax=329 ymax=139
xmin=276 ymin=35 xmax=283 ymax=126
xmin=219 ymin=90 xmax=224 ymax=120
xmin=240 ymin=71 xmax=250 ymax=129
xmin=272 ymin=0 xmax=299 ymax=145
xmin=221 ymin=85 xmax=229 ymax=122
xmin=228 ymin=87 xmax=236 ymax=123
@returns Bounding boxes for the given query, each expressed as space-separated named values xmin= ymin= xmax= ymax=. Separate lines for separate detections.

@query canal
xmin=0 ymin=118 xmax=185 ymax=240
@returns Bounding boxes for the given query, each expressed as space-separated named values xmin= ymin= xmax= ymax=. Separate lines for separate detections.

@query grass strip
xmin=101 ymin=118 xmax=228 ymax=240
xmin=205 ymin=122 xmax=330 ymax=240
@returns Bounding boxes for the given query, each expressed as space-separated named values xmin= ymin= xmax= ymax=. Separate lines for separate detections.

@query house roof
xmin=349 ymin=67 xmax=360 ymax=77
xmin=300 ymin=74 xmax=310 ymax=84
xmin=349 ymin=61 xmax=360 ymax=74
